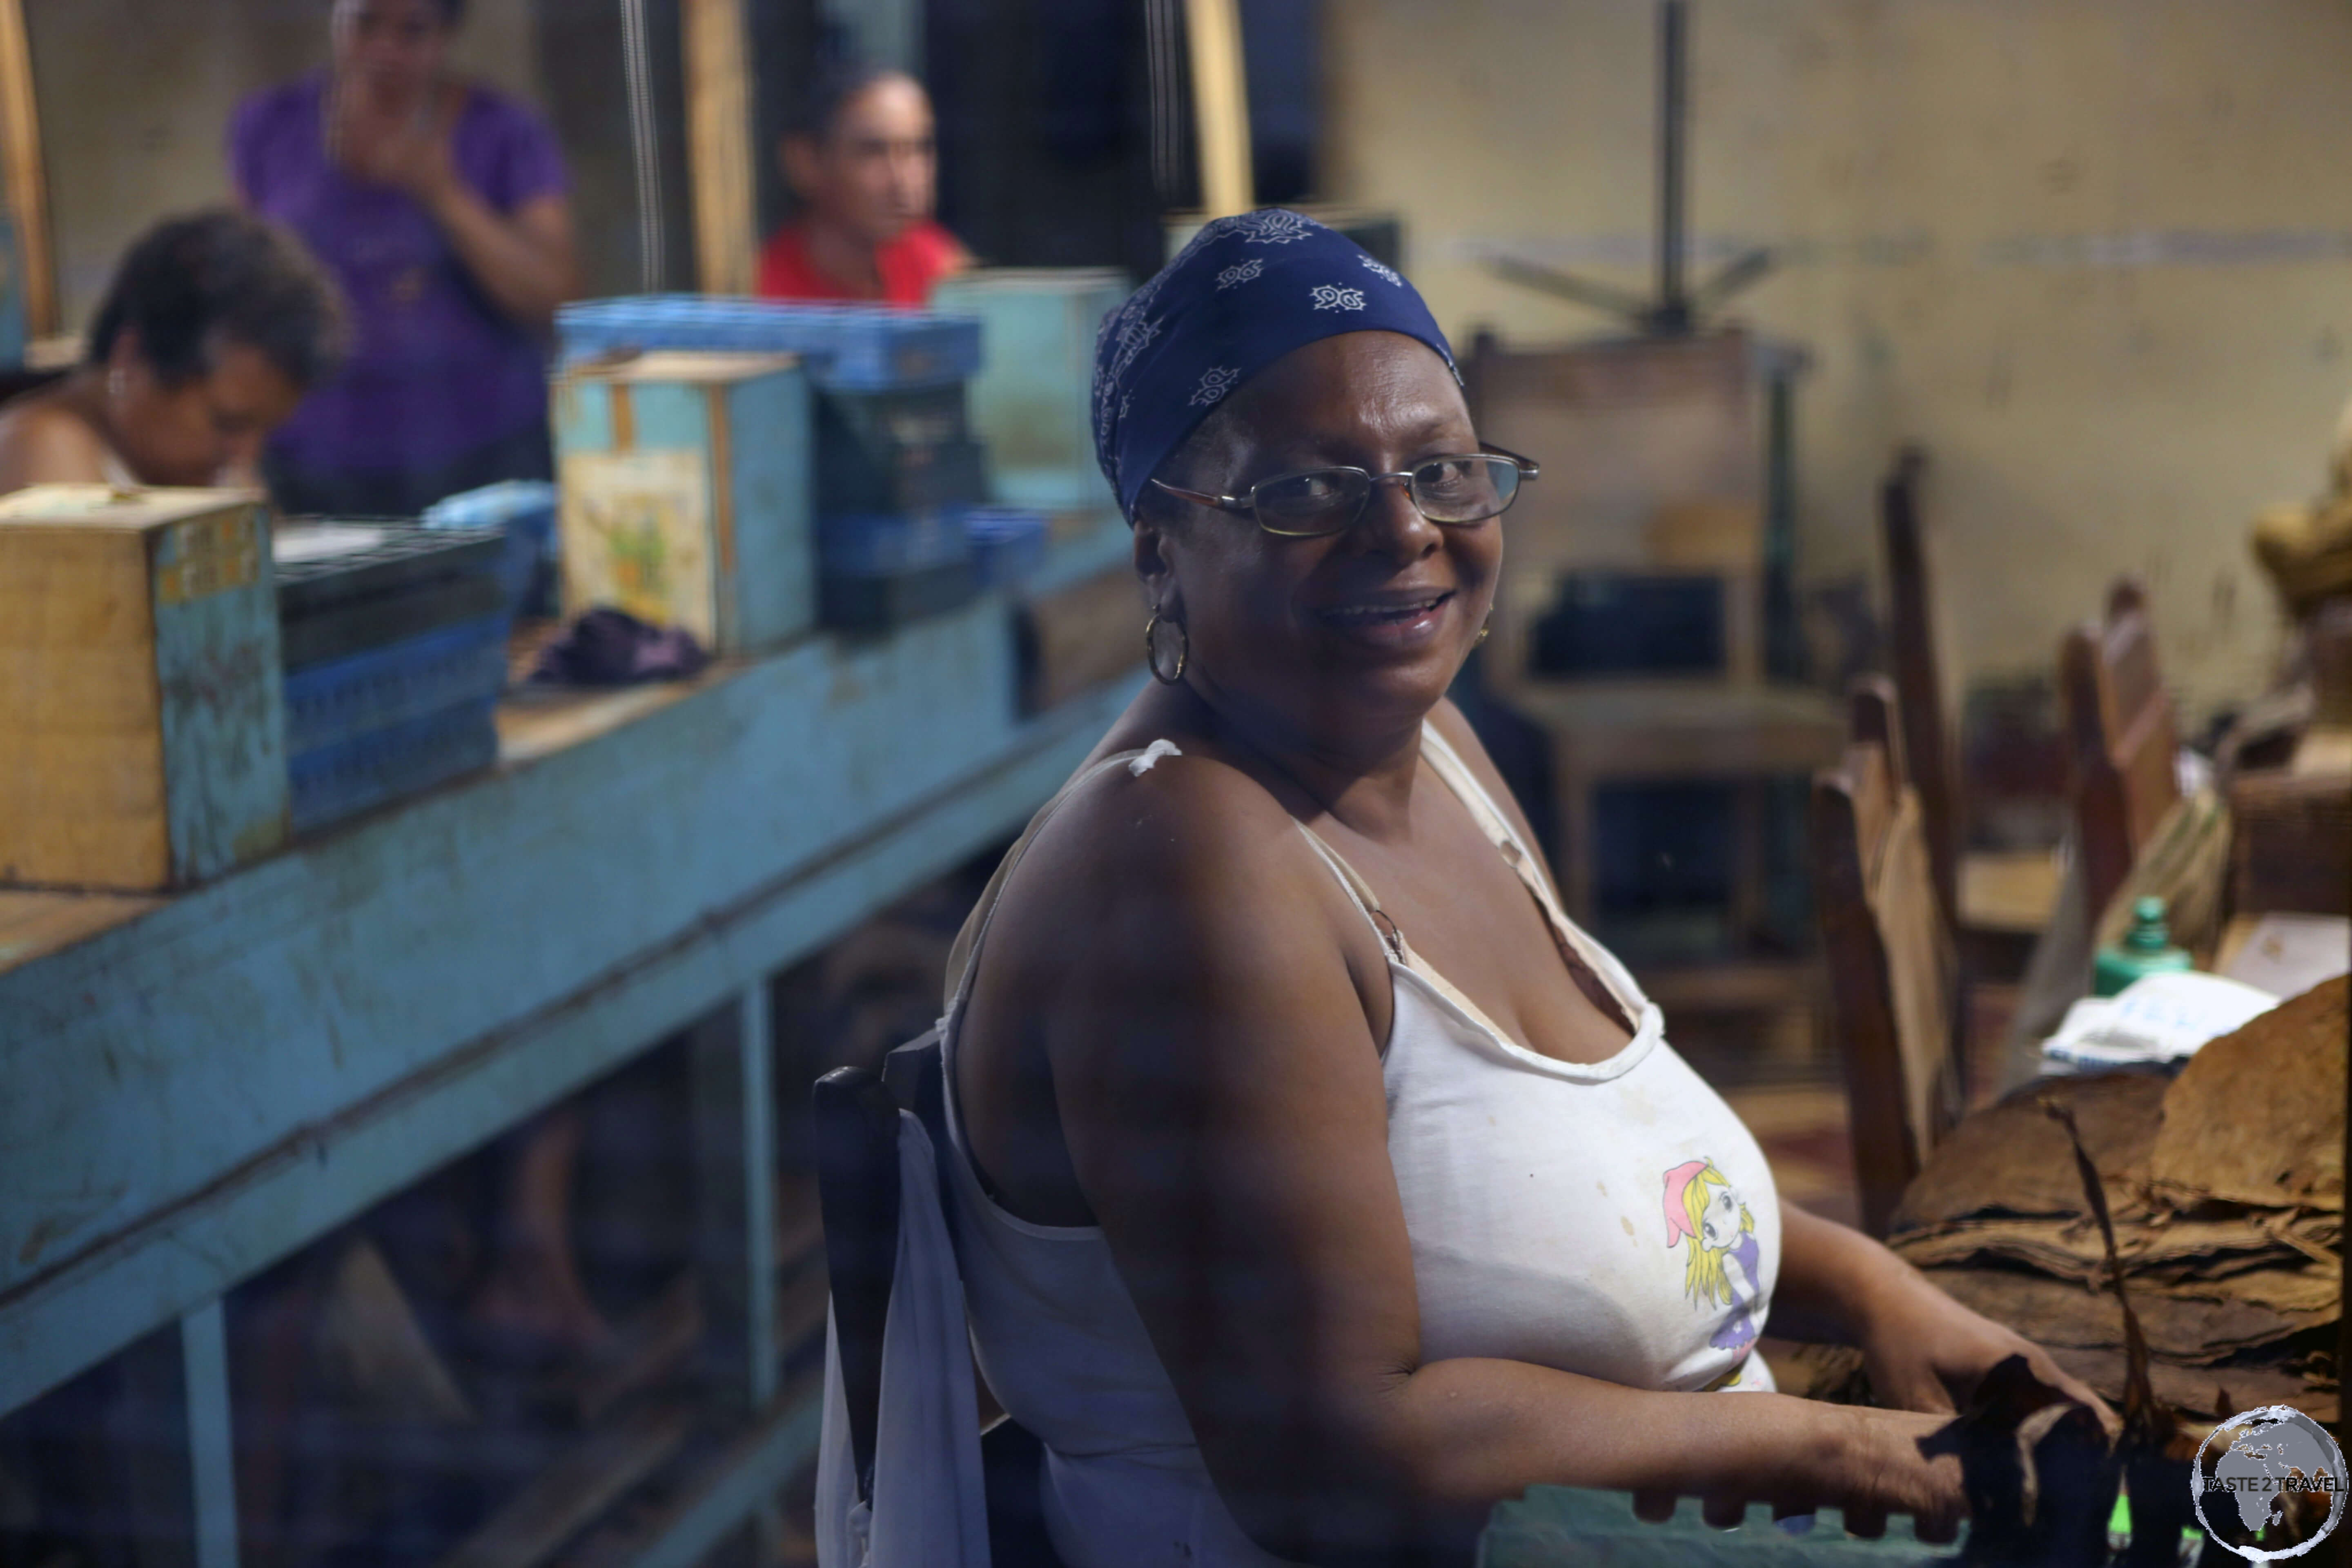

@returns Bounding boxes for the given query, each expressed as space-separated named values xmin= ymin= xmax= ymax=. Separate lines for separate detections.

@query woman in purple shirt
xmin=232 ymin=0 xmax=579 ymax=516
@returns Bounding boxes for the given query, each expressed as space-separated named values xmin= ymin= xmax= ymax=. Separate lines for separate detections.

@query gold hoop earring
xmin=1475 ymin=620 xmax=1491 ymax=646
xmin=1144 ymin=610 xmax=1188 ymax=685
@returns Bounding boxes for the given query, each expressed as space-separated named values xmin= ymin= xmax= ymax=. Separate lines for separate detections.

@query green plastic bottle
xmin=2092 ymin=896 xmax=2195 ymax=997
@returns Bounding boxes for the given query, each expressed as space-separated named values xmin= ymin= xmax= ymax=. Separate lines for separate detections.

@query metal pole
xmin=1657 ymin=0 xmax=1688 ymax=332
xmin=1184 ymin=0 xmax=1256 ymax=218
xmin=183 ymin=1301 xmax=240 ymax=1568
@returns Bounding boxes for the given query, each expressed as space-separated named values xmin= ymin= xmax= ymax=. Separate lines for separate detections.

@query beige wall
xmin=26 ymin=0 xmax=547 ymax=332
xmin=1326 ymin=0 xmax=2352 ymax=724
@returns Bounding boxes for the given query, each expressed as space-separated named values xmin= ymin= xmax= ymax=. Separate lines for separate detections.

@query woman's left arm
xmin=1774 ymin=1200 xmax=2113 ymax=1422
xmin=419 ymin=181 xmax=578 ymax=336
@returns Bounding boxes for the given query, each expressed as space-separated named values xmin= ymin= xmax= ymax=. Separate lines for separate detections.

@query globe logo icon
xmin=2195 ymin=1405 xmax=2346 ymax=1560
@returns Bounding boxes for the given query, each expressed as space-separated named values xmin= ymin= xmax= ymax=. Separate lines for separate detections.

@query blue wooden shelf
xmin=0 ymin=588 xmax=1142 ymax=1563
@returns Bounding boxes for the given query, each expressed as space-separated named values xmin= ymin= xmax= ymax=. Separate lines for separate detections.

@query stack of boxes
xmin=0 ymin=281 xmax=1147 ymax=888
xmin=929 ymin=271 xmax=1143 ymax=713
xmin=553 ymin=298 xmax=1053 ymax=639
xmin=812 ymin=373 xmax=994 ymax=630
xmin=0 ymin=485 xmax=519 ymax=890
xmin=273 ymin=519 xmax=511 ymax=833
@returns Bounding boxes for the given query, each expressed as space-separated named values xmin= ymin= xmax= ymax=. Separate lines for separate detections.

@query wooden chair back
xmin=1811 ymin=677 xmax=1963 ymax=1237
xmin=1464 ymin=330 xmax=1765 ymax=692
xmin=1878 ymin=447 xmax=1962 ymax=927
xmin=2059 ymin=580 xmax=2180 ymax=921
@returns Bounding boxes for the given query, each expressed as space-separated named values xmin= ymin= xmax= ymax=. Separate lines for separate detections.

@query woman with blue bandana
xmin=853 ymin=212 xmax=2103 ymax=1565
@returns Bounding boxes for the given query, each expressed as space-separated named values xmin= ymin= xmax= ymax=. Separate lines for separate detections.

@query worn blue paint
xmin=180 ymin=1300 xmax=240 ymax=1568
xmin=553 ymin=359 xmax=815 ymax=651
xmin=0 ymin=583 xmax=1139 ymax=1413
xmin=149 ymin=500 xmax=290 ymax=883
xmin=932 ymin=271 xmax=1127 ymax=512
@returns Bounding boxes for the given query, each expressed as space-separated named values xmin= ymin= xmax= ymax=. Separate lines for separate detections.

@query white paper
xmin=272 ymin=523 xmax=388 ymax=563
xmin=2040 ymin=970 xmax=2281 ymax=1072
xmin=2220 ymin=914 xmax=2352 ymax=1000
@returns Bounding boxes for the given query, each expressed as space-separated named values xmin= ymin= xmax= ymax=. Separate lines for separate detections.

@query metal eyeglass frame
xmin=1147 ymin=445 xmax=1542 ymax=538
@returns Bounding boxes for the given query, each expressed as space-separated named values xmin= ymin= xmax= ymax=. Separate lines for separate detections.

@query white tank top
xmin=938 ymin=725 xmax=1782 ymax=1568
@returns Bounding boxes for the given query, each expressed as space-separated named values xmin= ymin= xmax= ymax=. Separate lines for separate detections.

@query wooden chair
xmin=2059 ymin=581 xmax=2181 ymax=924
xmin=1811 ymin=677 xmax=1963 ymax=1237
xmin=1466 ymin=331 xmax=1844 ymax=1010
xmin=1879 ymin=448 xmax=2063 ymax=945
xmin=813 ymin=1044 xmax=1065 ymax=1564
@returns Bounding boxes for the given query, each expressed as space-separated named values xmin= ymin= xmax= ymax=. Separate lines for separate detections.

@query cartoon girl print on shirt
xmin=1663 ymin=1158 xmax=1761 ymax=1355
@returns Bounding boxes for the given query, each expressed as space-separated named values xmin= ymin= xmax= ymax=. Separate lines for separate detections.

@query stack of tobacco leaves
xmin=1888 ymin=977 xmax=2347 ymax=1425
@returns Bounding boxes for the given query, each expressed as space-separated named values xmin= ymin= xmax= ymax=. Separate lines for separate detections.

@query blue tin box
xmin=930 ymin=269 xmax=1127 ymax=510
xmin=557 ymin=297 xmax=982 ymax=392
xmin=552 ymin=350 xmax=813 ymax=653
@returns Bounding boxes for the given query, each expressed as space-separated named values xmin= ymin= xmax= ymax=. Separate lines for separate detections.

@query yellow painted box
xmin=553 ymin=351 xmax=813 ymax=653
xmin=0 ymin=484 xmax=289 ymax=890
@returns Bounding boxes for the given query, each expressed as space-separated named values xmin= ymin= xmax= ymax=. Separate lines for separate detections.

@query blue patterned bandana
xmin=1091 ymin=208 xmax=1459 ymax=519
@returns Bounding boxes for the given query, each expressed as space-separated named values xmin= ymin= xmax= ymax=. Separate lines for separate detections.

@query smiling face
xmin=1132 ymin=331 xmax=1499 ymax=751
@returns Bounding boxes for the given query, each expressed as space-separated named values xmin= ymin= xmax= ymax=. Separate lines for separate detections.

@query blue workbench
xmin=0 ymin=586 xmax=1143 ymax=1567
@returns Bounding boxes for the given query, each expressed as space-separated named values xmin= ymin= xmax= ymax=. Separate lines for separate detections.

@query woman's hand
xmin=1832 ymin=1407 xmax=1971 ymax=1542
xmin=1854 ymin=1263 xmax=2116 ymax=1431
xmin=330 ymin=94 xmax=459 ymax=205
xmin=326 ymin=82 xmax=579 ymax=334
xmin=1632 ymin=1403 xmax=1968 ymax=1543
xmin=1775 ymin=1202 xmax=2116 ymax=1432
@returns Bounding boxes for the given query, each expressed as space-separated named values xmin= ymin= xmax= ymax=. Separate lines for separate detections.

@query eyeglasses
xmin=1149 ymin=445 xmax=1540 ymax=539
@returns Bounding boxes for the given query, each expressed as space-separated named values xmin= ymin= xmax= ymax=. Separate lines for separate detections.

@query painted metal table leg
xmin=690 ymin=983 xmax=781 ymax=1413
xmin=180 ymin=1301 xmax=238 ymax=1568
xmin=739 ymin=982 xmax=779 ymax=1412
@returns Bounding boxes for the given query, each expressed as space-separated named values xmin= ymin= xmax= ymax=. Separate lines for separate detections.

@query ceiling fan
xmin=1486 ymin=0 xmax=1774 ymax=336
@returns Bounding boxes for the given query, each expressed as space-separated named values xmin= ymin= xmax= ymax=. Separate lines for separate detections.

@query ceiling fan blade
xmin=1483 ymin=255 xmax=1655 ymax=325
xmin=1691 ymin=246 xmax=1776 ymax=310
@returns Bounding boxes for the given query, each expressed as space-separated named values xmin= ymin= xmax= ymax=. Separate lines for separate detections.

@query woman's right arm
xmin=1030 ymin=762 xmax=1965 ymax=1563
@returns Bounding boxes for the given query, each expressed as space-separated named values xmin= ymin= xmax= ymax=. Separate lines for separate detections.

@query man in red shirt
xmin=759 ymin=60 xmax=970 ymax=305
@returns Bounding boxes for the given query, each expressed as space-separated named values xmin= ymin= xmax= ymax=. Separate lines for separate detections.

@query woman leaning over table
xmin=905 ymin=211 xmax=2111 ymax=1566
xmin=231 ymin=0 xmax=579 ymax=517
xmin=0 ymin=208 xmax=343 ymax=491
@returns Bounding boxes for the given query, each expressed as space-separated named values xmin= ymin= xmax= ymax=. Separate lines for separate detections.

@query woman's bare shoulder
xmin=0 ymin=396 xmax=112 ymax=490
xmin=976 ymin=736 xmax=1383 ymax=1027
xmin=1018 ymin=741 xmax=1327 ymax=920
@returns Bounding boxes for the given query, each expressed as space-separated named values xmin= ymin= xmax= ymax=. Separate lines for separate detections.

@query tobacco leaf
xmin=2146 ymin=977 xmax=2348 ymax=1213
xmin=2043 ymin=1345 xmax=2335 ymax=1426
xmin=1893 ymin=1072 xmax=2169 ymax=1231
xmin=1922 ymin=1266 xmax=2323 ymax=1362
xmin=1891 ymin=1212 xmax=2296 ymax=1286
xmin=2154 ymin=1262 xmax=2341 ymax=1315
xmin=1891 ymin=1213 xmax=2314 ymax=1297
